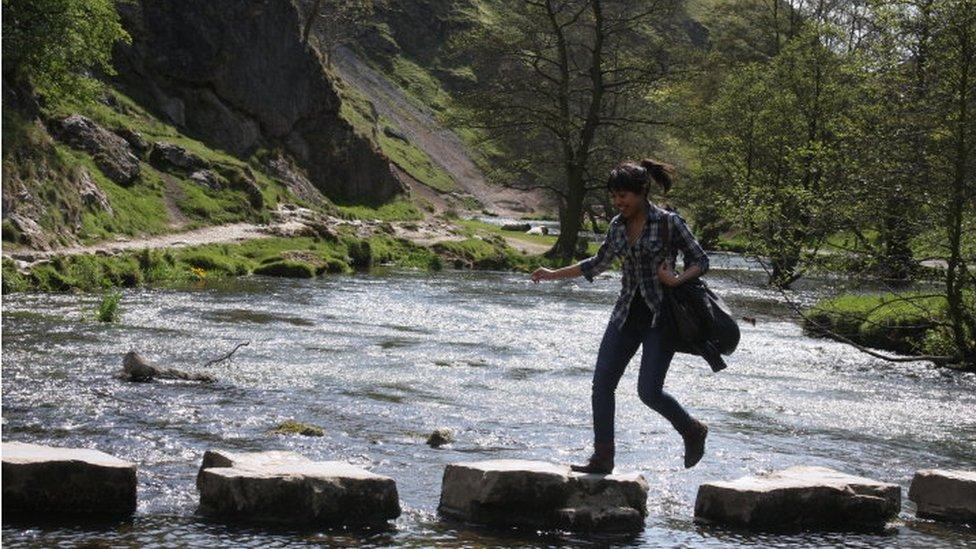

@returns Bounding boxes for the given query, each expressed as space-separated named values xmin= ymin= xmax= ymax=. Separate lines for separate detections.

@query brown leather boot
xmin=682 ymin=419 xmax=708 ymax=469
xmin=570 ymin=442 xmax=614 ymax=474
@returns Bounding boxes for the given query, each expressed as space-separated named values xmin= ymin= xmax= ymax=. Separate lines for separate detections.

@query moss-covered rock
xmin=253 ymin=259 xmax=316 ymax=278
xmin=268 ymin=420 xmax=325 ymax=437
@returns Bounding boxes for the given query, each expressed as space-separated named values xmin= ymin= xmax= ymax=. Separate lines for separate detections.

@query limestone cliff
xmin=111 ymin=0 xmax=404 ymax=204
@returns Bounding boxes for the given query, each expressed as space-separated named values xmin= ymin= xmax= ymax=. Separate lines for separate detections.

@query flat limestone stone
xmin=694 ymin=465 xmax=900 ymax=531
xmin=2 ymin=441 xmax=137 ymax=518
xmin=196 ymin=449 xmax=400 ymax=526
xmin=438 ymin=459 xmax=648 ymax=533
xmin=909 ymin=469 xmax=976 ymax=522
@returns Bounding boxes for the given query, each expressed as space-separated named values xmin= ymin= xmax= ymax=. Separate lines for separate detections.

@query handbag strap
xmin=658 ymin=208 xmax=674 ymax=265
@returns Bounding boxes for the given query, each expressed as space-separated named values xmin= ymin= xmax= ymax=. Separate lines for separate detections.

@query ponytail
xmin=639 ymin=158 xmax=675 ymax=194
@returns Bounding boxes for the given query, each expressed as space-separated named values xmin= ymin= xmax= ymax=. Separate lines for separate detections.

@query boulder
xmin=149 ymin=142 xmax=211 ymax=173
xmin=7 ymin=213 xmax=52 ymax=250
xmin=526 ymin=226 xmax=549 ymax=235
xmin=426 ymin=428 xmax=454 ymax=448
xmin=263 ymin=155 xmax=327 ymax=206
xmin=114 ymin=128 xmax=151 ymax=156
xmin=50 ymin=115 xmax=141 ymax=185
xmin=909 ymin=469 xmax=976 ymax=522
xmin=500 ymin=222 xmax=531 ymax=232
xmin=2 ymin=441 xmax=137 ymax=518
xmin=74 ymin=168 xmax=112 ymax=213
xmin=188 ymin=169 xmax=224 ymax=191
xmin=694 ymin=466 xmax=900 ymax=531
xmin=438 ymin=459 xmax=648 ymax=533
xmin=196 ymin=449 xmax=400 ymax=526
xmin=382 ymin=125 xmax=409 ymax=142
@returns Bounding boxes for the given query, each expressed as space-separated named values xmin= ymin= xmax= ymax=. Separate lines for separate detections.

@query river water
xmin=2 ymin=267 xmax=975 ymax=547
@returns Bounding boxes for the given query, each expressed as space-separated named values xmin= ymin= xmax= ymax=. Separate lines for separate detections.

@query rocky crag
xmin=112 ymin=0 xmax=404 ymax=204
xmin=3 ymin=0 xmax=405 ymax=251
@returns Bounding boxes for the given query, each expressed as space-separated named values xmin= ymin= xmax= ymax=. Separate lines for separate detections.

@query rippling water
xmin=3 ymin=268 xmax=975 ymax=547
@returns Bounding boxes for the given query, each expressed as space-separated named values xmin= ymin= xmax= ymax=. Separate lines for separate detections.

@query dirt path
xmin=333 ymin=47 xmax=549 ymax=217
xmin=4 ymin=223 xmax=270 ymax=263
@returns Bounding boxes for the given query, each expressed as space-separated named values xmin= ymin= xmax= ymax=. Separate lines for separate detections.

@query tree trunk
xmin=548 ymin=166 xmax=586 ymax=261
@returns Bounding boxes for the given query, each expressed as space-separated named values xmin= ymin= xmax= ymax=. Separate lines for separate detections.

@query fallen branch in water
xmin=122 ymin=351 xmax=217 ymax=382
xmin=203 ymin=341 xmax=250 ymax=368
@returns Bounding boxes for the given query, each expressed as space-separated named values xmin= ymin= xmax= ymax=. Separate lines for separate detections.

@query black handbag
xmin=658 ymin=212 xmax=740 ymax=372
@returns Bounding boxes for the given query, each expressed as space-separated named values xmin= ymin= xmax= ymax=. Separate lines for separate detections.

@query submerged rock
xmin=438 ymin=459 xmax=648 ymax=533
xmin=196 ymin=449 xmax=400 ymax=526
xmin=2 ymin=441 xmax=137 ymax=518
xmin=909 ymin=469 xmax=976 ymax=522
xmin=269 ymin=419 xmax=325 ymax=437
xmin=426 ymin=428 xmax=454 ymax=447
xmin=694 ymin=466 xmax=900 ymax=531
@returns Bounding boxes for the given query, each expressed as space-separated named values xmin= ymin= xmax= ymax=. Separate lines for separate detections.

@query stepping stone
xmin=909 ymin=469 xmax=976 ymax=522
xmin=2 ymin=441 xmax=137 ymax=518
xmin=438 ymin=459 xmax=648 ymax=533
xmin=694 ymin=465 xmax=900 ymax=531
xmin=196 ymin=449 xmax=400 ymax=526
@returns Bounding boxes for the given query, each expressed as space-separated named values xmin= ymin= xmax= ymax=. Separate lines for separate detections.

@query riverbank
xmin=0 ymin=217 xmax=563 ymax=294
xmin=803 ymin=292 xmax=973 ymax=369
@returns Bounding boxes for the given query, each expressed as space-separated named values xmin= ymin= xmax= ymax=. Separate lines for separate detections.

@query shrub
xmin=96 ymin=291 xmax=121 ymax=322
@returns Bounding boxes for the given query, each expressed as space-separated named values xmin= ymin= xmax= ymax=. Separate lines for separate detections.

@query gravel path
xmin=4 ymin=223 xmax=269 ymax=263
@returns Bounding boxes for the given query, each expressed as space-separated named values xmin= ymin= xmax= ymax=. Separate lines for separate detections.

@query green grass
xmin=337 ymin=198 xmax=425 ymax=221
xmin=336 ymin=72 xmax=456 ymax=193
xmin=804 ymin=292 xmax=952 ymax=356
xmin=387 ymin=54 xmax=453 ymax=114
xmin=75 ymin=157 xmax=172 ymax=242
xmin=376 ymin=119 xmax=456 ymax=192
xmin=33 ymin=84 xmax=292 ymax=244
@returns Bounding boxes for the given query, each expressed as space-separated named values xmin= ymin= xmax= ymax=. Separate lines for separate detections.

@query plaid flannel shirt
xmin=579 ymin=202 xmax=710 ymax=330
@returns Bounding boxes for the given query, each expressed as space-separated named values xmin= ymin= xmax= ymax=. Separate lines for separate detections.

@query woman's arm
xmin=657 ymin=262 xmax=702 ymax=287
xmin=657 ymin=213 xmax=709 ymax=287
xmin=532 ymin=222 xmax=619 ymax=283
xmin=531 ymin=263 xmax=583 ymax=282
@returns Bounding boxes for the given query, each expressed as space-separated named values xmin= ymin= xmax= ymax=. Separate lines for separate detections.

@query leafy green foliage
xmin=2 ymin=0 xmax=130 ymax=103
xmin=96 ymin=291 xmax=122 ymax=323
xmin=697 ymin=27 xmax=857 ymax=287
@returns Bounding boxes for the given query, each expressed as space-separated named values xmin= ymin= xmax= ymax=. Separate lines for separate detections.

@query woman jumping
xmin=531 ymin=159 xmax=710 ymax=473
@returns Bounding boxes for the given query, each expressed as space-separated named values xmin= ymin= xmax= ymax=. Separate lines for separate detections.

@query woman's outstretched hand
xmin=657 ymin=262 xmax=681 ymax=287
xmin=531 ymin=267 xmax=555 ymax=283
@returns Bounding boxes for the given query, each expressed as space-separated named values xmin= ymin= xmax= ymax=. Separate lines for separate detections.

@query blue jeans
xmin=591 ymin=321 xmax=694 ymax=444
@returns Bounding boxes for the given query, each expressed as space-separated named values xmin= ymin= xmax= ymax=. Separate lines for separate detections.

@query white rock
xmin=438 ymin=459 xmax=648 ymax=532
xmin=694 ymin=465 xmax=900 ymax=531
xmin=196 ymin=449 xmax=400 ymax=526
xmin=2 ymin=441 xmax=137 ymax=518
xmin=909 ymin=469 xmax=976 ymax=522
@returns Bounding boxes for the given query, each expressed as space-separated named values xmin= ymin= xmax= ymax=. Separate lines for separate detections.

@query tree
xmin=2 ymin=0 xmax=129 ymax=105
xmin=925 ymin=0 xmax=976 ymax=365
xmin=455 ymin=0 xmax=684 ymax=261
xmin=697 ymin=26 xmax=859 ymax=287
